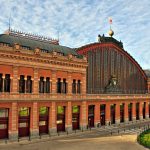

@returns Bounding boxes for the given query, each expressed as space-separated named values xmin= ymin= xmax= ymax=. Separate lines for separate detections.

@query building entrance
xmin=136 ymin=103 xmax=139 ymax=120
xmin=0 ymin=108 xmax=8 ymax=139
xmin=57 ymin=106 xmax=65 ymax=132
xmin=100 ymin=104 xmax=105 ymax=126
xmin=72 ymin=106 xmax=80 ymax=130
xmin=88 ymin=105 xmax=94 ymax=128
xmin=18 ymin=107 xmax=30 ymax=137
xmin=110 ymin=104 xmax=115 ymax=124
xmin=128 ymin=103 xmax=132 ymax=121
xmin=120 ymin=104 xmax=124 ymax=123
xmin=39 ymin=107 xmax=49 ymax=135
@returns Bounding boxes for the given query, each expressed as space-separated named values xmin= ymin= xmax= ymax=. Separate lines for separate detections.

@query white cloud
xmin=0 ymin=0 xmax=150 ymax=69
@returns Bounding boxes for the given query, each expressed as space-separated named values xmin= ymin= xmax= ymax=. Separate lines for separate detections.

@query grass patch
xmin=137 ymin=129 xmax=150 ymax=148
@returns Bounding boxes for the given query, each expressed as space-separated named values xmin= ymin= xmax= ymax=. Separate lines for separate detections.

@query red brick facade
xmin=0 ymin=32 xmax=149 ymax=141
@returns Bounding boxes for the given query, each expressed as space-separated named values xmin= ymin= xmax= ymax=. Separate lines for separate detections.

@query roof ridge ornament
xmin=108 ymin=17 xmax=114 ymax=37
xmin=4 ymin=28 xmax=59 ymax=45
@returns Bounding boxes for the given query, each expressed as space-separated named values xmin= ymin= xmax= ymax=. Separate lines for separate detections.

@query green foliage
xmin=72 ymin=106 xmax=79 ymax=113
xmin=39 ymin=107 xmax=48 ymax=115
xmin=57 ymin=106 xmax=64 ymax=114
xmin=19 ymin=107 xmax=29 ymax=116
xmin=138 ymin=129 xmax=150 ymax=148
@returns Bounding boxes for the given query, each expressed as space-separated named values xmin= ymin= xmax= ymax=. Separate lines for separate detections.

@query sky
xmin=0 ymin=0 xmax=150 ymax=69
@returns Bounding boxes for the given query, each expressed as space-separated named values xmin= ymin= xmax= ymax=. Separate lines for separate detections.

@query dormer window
xmin=22 ymin=46 xmax=30 ymax=50
xmin=41 ymin=49 xmax=49 ymax=53
xmin=1 ymin=42 xmax=10 ymax=47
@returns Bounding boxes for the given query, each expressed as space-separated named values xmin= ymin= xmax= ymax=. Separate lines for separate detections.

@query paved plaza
xmin=0 ymin=133 xmax=147 ymax=150
xmin=0 ymin=121 xmax=149 ymax=150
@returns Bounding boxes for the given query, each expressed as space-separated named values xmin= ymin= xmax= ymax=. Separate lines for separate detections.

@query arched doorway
xmin=136 ymin=103 xmax=139 ymax=120
xmin=72 ymin=106 xmax=80 ymax=130
xmin=88 ymin=105 xmax=94 ymax=128
xmin=110 ymin=104 xmax=116 ymax=124
xmin=120 ymin=104 xmax=124 ymax=123
xmin=100 ymin=104 xmax=105 ymax=126
xmin=39 ymin=107 xmax=49 ymax=135
xmin=18 ymin=107 xmax=30 ymax=137
xmin=0 ymin=108 xmax=8 ymax=139
xmin=143 ymin=102 xmax=146 ymax=119
xmin=128 ymin=103 xmax=132 ymax=121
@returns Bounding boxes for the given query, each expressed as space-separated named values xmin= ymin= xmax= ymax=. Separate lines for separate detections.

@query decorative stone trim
xmin=68 ymin=54 xmax=73 ymax=61
xmin=13 ymin=43 xmax=20 ymax=52
xmin=34 ymin=47 xmax=41 ymax=55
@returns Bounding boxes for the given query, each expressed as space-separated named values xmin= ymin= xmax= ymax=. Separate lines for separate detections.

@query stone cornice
xmin=0 ymin=93 xmax=150 ymax=102
xmin=0 ymin=45 xmax=88 ymax=69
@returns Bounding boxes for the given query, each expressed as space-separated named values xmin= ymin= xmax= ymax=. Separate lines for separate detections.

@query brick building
xmin=0 ymin=29 xmax=149 ymax=141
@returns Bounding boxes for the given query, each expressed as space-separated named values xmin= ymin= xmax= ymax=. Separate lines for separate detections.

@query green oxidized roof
xmin=0 ymin=34 xmax=82 ymax=58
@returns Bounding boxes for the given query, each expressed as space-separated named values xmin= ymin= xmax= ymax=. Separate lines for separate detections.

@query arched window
xmin=19 ymin=75 xmax=25 ymax=93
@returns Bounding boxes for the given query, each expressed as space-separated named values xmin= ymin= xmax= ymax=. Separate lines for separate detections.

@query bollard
xmin=118 ymin=130 xmax=119 ymax=134
xmin=5 ymin=139 xmax=7 ymax=144
xmin=29 ymin=135 xmax=31 ymax=141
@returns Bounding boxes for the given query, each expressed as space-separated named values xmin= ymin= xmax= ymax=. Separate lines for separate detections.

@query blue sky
xmin=0 ymin=0 xmax=150 ymax=69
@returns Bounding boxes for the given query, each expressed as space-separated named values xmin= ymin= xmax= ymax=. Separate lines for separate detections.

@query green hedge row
xmin=137 ymin=129 xmax=150 ymax=148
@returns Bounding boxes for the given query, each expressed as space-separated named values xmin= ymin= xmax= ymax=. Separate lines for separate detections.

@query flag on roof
xmin=109 ymin=17 xmax=112 ymax=24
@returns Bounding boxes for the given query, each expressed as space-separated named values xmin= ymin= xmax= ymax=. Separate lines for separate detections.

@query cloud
xmin=0 ymin=0 xmax=150 ymax=69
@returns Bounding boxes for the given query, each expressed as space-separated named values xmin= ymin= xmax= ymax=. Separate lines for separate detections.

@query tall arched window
xmin=26 ymin=76 xmax=32 ymax=93
xmin=39 ymin=77 xmax=44 ymax=93
xmin=0 ymin=74 xmax=3 ymax=92
xmin=19 ymin=75 xmax=25 ymax=93
xmin=4 ymin=74 xmax=10 ymax=92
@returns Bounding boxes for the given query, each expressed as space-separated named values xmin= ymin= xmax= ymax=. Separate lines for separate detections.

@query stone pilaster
xmin=81 ymin=101 xmax=87 ymax=130
xmin=132 ymin=102 xmax=136 ymax=121
xmin=115 ymin=103 xmax=120 ymax=124
xmin=139 ymin=102 xmax=143 ymax=120
xmin=52 ymin=70 xmax=57 ymax=94
xmin=67 ymin=72 xmax=72 ymax=94
xmin=30 ymin=102 xmax=39 ymax=139
xmin=106 ymin=103 xmax=110 ymax=125
xmin=66 ymin=101 xmax=72 ymax=133
xmin=49 ymin=102 xmax=57 ymax=135
xmin=124 ymin=103 xmax=128 ymax=123
xmin=94 ymin=103 xmax=100 ymax=127
xmin=12 ymin=66 xmax=18 ymax=93
xmin=33 ymin=68 xmax=38 ymax=94
xmin=81 ymin=73 xmax=86 ymax=94
xmin=146 ymin=102 xmax=149 ymax=119
xmin=9 ymin=102 xmax=18 ymax=141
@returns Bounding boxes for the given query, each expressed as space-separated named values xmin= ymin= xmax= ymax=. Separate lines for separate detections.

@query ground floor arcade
xmin=0 ymin=99 xmax=150 ymax=140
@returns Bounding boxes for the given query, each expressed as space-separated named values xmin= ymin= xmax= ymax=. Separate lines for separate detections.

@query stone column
xmin=132 ymin=102 xmax=136 ymax=121
xmin=94 ymin=103 xmax=100 ymax=127
xmin=33 ymin=68 xmax=39 ymax=94
xmin=9 ymin=102 xmax=18 ymax=141
xmin=66 ymin=101 xmax=72 ymax=133
xmin=115 ymin=103 xmax=120 ymax=124
xmin=139 ymin=102 xmax=143 ymax=120
xmin=106 ymin=103 xmax=110 ymax=125
xmin=49 ymin=102 xmax=57 ymax=135
xmin=30 ymin=102 xmax=39 ymax=139
xmin=12 ymin=66 xmax=19 ymax=93
xmin=124 ymin=102 xmax=128 ymax=123
xmin=52 ymin=70 xmax=57 ymax=94
xmin=81 ymin=101 xmax=87 ymax=130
